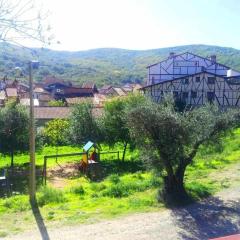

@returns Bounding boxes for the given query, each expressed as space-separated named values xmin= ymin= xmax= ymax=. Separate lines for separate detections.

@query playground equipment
xmin=42 ymin=141 xmax=121 ymax=184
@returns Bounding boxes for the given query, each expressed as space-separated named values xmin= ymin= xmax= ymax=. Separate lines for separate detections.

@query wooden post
xmin=44 ymin=157 xmax=47 ymax=185
xmin=42 ymin=157 xmax=47 ymax=185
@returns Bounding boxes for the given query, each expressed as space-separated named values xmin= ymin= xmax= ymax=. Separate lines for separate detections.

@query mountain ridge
xmin=0 ymin=43 xmax=240 ymax=87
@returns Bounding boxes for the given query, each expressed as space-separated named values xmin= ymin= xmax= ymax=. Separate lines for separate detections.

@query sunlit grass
xmin=0 ymin=129 xmax=240 ymax=235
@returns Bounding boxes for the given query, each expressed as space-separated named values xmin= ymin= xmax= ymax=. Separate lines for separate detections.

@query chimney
xmin=169 ymin=52 xmax=175 ymax=58
xmin=210 ymin=55 xmax=216 ymax=63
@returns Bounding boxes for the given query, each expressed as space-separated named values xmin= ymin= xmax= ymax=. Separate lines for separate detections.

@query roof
xmin=98 ymin=85 xmax=112 ymax=94
xmin=43 ymin=76 xmax=71 ymax=87
xmin=63 ymin=87 xmax=94 ymax=95
xmin=82 ymin=82 xmax=96 ymax=89
xmin=34 ymin=87 xmax=48 ymax=94
xmin=34 ymin=107 xmax=72 ymax=119
xmin=34 ymin=106 xmax=103 ymax=120
xmin=38 ymin=93 xmax=54 ymax=102
xmin=5 ymin=88 xmax=17 ymax=97
xmin=83 ymin=141 xmax=94 ymax=151
xmin=66 ymin=97 xmax=93 ymax=105
xmin=113 ymin=87 xmax=127 ymax=96
xmin=146 ymin=52 xmax=230 ymax=69
xmin=210 ymin=234 xmax=240 ymax=240
xmin=20 ymin=98 xmax=39 ymax=106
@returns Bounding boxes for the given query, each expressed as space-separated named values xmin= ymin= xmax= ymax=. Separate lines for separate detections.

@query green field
xmin=0 ymin=129 xmax=240 ymax=236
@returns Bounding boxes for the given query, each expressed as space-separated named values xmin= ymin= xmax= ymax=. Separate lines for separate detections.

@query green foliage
xmin=70 ymin=185 xmax=85 ymax=195
xmin=102 ymin=94 xmax=145 ymax=160
xmin=69 ymin=101 xmax=102 ymax=145
xmin=0 ymin=101 xmax=29 ymax=167
xmin=42 ymin=119 xmax=70 ymax=146
xmin=126 ymin=95 xmax=239 ymax=201
xmin=48 ymin=100 xmax=66 ymax=107
xmin=37 ymin=186 xmax=65 ymax=207
xmin=1 ymin=43 xmax=240 ymax=87
xmin=3 ymin=196 xmax=30 ymax=212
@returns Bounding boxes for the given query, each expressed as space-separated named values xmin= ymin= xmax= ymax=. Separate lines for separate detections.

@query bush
xmin=102 ymin=178 xmax=152 ymax=198
xmin=3 ymin=196 xmax=29 ymax=212
xmin=108 ymin=174 xmax=120 ymax=184
xmin=71 ymin=185 xmax=85 ymax=195
xmin=37 ymin=186 xmax=65 ymax=206
xmin=102 ymin=183 xmax=130 ymax=198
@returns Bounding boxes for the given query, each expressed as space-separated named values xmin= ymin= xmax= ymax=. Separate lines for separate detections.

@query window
xmin=207 ymin=92 xmax=215 ymax=103
xmin=183 ymin=78 xmax=189 ymax=84
xmin=207 ymin=77 xmax=216 ymax=84
xmin=182 ymin=92 xmax=189 ymax=99
xmin=196 ymin=77 xmax=200 ymax=83
xmin=191 ymin=91 xmax=197 ymax=98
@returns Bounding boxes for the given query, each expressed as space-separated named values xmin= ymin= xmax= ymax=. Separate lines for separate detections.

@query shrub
xmin=108 ymin=174 xmax=121 ymax=184
xmin=3 ymin=196 xmax=29 ymax=212
xmin=90 ymin=183 xmax=107 ymax=192
xmin=71 ymin=185 xmax=85 ymax=195
xmin=37 ymin=186 xmax=65 ymax=206
xmin=102 ymin=183 xmax=129 ymax=198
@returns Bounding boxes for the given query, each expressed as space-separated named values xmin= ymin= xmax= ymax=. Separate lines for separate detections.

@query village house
xmin=141 ymin=52 xmax=240 ymax=107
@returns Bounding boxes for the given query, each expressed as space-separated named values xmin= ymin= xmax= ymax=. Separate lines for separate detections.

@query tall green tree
xmin=103 ymin=97 xmax=130 ymax=161
xmin=69 ymin=101 xmax=102 ymax=146
xmin=0 ymin=102 xmax=29 ymax=168
xmin=102 ymin=94 xmax=146 ymax=161
xmin=127 ymin=96 xmax=238 ymax=204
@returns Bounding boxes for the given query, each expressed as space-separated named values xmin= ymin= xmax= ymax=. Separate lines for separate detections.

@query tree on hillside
xmin=0 ymin=0 xmax=51 ymax=45
xmin=69 ymin=101 xmax=102 ymax=146
xmin=0 ymin=101 xmax=29 ymax=168
xmin=127 ymin=96 xmax=238 ymax=204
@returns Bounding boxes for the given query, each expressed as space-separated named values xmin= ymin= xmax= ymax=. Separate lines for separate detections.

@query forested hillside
xmin=0 ymin=43 xmax=240 ymax=86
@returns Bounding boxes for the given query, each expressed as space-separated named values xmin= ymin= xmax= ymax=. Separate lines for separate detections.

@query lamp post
xmin=28 ymin=61 xmax=39 ymax=202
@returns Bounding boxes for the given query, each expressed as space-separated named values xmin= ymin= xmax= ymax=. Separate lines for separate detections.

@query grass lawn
xmin=0 ymin=130 xmax=240 ymax=237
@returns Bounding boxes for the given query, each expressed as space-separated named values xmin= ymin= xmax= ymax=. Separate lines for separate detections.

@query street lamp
xmin=28 ymin=61 xmax=39 ymax=202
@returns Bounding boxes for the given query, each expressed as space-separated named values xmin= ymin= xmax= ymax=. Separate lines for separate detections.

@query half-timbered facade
xmin=142 ymin=52 xmax=240 ymax=107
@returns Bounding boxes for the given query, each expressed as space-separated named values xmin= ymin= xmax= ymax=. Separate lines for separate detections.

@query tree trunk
xmin=121 ymin=142 xmax=128 ymax=162
xmin=160 ymin=162 xmax=189 ymax=206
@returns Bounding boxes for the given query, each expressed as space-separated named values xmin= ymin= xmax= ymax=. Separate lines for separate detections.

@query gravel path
xmin=5 ymin=186 xmax=240 ymax=240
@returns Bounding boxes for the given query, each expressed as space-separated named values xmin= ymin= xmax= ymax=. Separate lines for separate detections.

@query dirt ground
xmin=5 ymin=185 xmax=240 ymax=240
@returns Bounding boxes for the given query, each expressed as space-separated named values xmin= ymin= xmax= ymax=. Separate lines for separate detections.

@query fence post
xmin=44 ymin=157 xmax=47 ymax=185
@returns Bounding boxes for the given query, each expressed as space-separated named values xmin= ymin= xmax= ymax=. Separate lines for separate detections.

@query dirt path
xmin=5 ymin=186 xmax=240 ymax=240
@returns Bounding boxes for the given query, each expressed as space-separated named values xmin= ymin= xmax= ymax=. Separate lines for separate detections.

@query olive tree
xmin=127 ymin=96 xmax=238 ymax=204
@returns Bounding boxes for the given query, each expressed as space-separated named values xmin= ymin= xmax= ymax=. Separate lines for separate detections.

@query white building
xmin=142 ymin=52 xmax=240 ymax=107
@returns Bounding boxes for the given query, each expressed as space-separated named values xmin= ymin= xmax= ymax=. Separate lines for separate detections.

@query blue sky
xmin=41 ymin=0 xmax=240 ymax=51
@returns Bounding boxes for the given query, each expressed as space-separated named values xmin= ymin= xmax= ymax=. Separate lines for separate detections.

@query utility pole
xmin=29 ymin=61 xmax=36 ymax=202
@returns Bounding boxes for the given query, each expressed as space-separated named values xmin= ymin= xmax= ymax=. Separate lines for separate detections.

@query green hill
xmin=0 ymin=43 xmax=240 ymax=86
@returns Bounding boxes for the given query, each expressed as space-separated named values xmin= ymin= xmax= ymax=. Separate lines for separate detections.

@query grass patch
xmin=37 ymin=186 xmax=66 ymax=207
xmin=1 ymin=129 xmax=240 ymax=234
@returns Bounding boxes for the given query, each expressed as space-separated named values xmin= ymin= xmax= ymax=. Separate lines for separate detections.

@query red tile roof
xmin=34 ymin=106 xmax=103 ymax=120
xmin=210 ymin=234 xmax=240 ymax=240
xmin=34 ymin=107 xmax=71 ymax=119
